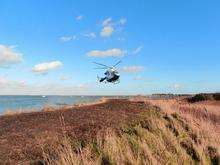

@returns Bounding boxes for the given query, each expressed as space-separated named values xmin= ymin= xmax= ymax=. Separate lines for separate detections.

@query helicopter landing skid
xmin=104 ymin=80 xmax=119 ymax=84
xmin=97 ymin=75 xmax=120 ymax=84
xmin=112 ymin=79 xmax=120 ymax=84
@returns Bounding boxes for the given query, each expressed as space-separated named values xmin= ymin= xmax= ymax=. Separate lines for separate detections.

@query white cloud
xmin=83 ymin=32 xmax=96 ymax=39
xmin=0 ymin=76 xmax=27 ymax=87
xmin=32 ymin=61 xmax=63 ymax=74
xmin=0 ymin=76 xmax=8 ymax=85
xmin=60 ymin=36 xmax=76 ymax=42
xmin=75 ymin=83 xmax=90 ymax=89
xmin=119 ymin=18 xmax=127 ymax=25
xmin=0 ymin=79 xmax=94 ymax=95
xmin=100 ymin=17 xmax=114 ymax=37
xmin=76 ymin=15 xmax=83 ymax=21
xmin=102 ymin=17 xmax=112 ymax=26
xmin=60 ymin=75 xmax=71 ymax=81
xmin=120 ymin=66 xmax=144 ymax=73
xmin=170 ymin=84 xmax=182 ymax=90
xmin=87 ymin=48 xmax=126 ymax=57
xmin=102 ymin=17 xmax=127 ymax=26
xmin=100 ymin=26 xmax=114 ymax=37
xmin=132 ymin=45 xmax=143 ymax=54
xmin=0 ymin=44 xmax=23 ymax=67
xmin=100 ymin=17 xmax=127 ymax=38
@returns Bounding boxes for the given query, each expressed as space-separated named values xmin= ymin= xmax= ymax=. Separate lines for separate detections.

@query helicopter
xmin=93 ymin=60 xmax=121 ymax=84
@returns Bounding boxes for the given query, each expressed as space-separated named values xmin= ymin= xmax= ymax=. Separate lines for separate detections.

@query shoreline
xmin=2 ymin=94 xmax=220 ymax=116
xmin=1 ymin=97 xmax=111 ymax=116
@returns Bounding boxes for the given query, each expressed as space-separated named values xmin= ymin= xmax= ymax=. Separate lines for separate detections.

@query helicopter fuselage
xmin=106 ymin=74 xmax=120 ymax=82
xmin=102 ymin=68 xmax=120 ymax=83
xmin=93 ymin=61 xmax=121 ymax=83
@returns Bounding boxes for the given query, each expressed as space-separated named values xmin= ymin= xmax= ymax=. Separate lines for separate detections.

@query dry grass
xmin=42 ymin=105 xmax=219 ymax=165
xmin=0 ymin=99 xmax=149 ymax=163
xmin=148 ymin=99 xmax=220 ymax=155
xmin=3 ymin=108 xmax=38 ymax=116
xmin=2 ymin=105 xmax=56 ymax=116
xmin=1 ymin=98 xmax=219 ymax=164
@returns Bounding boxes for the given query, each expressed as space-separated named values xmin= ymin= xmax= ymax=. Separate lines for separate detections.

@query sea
xmin=0 ymin=95 xmax=167 ymax=114
xmin=0 ymin=95 xmax=107 ymax=114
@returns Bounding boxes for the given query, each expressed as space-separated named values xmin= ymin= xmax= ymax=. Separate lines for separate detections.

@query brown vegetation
xmin=187 ymin=93 xmax=220 ymax=103
xmin=0 ymin=99 xmax=148 ymax=163
xmin=0 ymin=98 xmax=219 ymax=164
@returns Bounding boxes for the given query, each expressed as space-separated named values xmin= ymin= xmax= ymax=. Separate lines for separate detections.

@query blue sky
xmin=0 ymin=0 xmax=220 ymax=95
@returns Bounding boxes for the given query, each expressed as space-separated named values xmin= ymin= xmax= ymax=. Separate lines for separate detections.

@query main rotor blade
xmin=113 ymin=60 xmax=122 ymax=67
xmin=93 ymin=67 xmax=107 ymax=69
xmin=93 ymin=62 xmax=110 ymax=68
